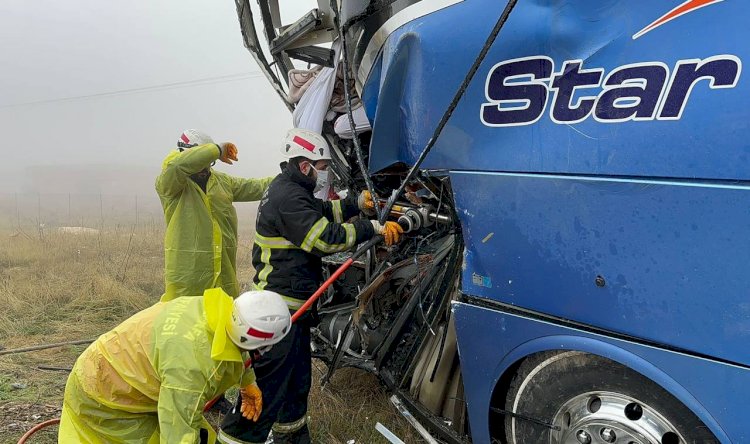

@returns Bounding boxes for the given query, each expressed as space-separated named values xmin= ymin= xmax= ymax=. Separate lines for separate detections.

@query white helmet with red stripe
xmin=227 ymin=290 xmax=291 ymax=351
xmin=177 ymin=129 xmax=214 ymax=150
xmin=281 ymin=128 xmax=331 ymax=161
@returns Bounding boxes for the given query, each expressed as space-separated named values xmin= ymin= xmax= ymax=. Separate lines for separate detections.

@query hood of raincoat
xmin=59 ymin=292 xmax=255 ymax=444
xmin=203 ymin=288 xmax=244 ymax=363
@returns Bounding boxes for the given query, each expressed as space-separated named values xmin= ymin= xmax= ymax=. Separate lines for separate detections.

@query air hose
xmin=16 ymin=419 xmax=60 ymax=444
xmin=379 ymin=0 xmax=519 ymax=222
xmin=329 ymin=0 xmax=383 ymax=222
xmin=207 ymin=235 xmax=385 ymax=412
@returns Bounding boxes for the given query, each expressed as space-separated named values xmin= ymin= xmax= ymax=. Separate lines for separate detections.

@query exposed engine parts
xmin=249 ymin=6 xmax=466 ymax=430
xmin=364 ymin=196 xmax=453 ymax=233
xmin=306 ymin=162 xmax=468 ymax=437
xmin=397 ymin=205 xmax=451 ymax=232
xmin=313 ymin=229 xmax=459 ymax=364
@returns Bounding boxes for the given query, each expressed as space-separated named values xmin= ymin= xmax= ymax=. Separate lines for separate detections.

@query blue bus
xmin=236 ymin=0 xmax=748 ymax=442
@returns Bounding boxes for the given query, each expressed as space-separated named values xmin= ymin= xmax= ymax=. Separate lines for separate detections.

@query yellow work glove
xmin=357 ymin=190 xmax=376 ymax=216
xmin=240 ymin=383 xmax=263 ymax=422
xmin=370 ymin=220 xmax=404 ymax=246
xmin=219 ymin=142 xmax=239 ymax=165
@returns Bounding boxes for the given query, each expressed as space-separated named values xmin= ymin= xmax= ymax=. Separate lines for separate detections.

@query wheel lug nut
xmin=576 ymin=430 xmax=592 ymax=444
xmin=600 ymin=427 xmax=617 ymax=443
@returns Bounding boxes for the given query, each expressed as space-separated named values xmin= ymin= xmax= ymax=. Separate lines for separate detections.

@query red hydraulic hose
xmin=291 ymin=235 xmax=383 ymax=323
xmin=21 ymin=236 xmax=387 ymax=439
xmin=17 ymin=418 xmax=60 ymax=444
xmin=291 ymin=257 xmax=354 ymax=324
xmin=241 ymin=237 xmax=383 ymax=386
xmin=204 ymin=235 xmax=384 ymax=412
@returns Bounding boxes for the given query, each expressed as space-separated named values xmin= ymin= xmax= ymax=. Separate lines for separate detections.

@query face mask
xmin=314 ymin=168 xmax=329 ymax=190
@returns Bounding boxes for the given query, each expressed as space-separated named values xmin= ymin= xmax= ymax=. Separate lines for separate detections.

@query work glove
xmin=240 ymin=382 xmax=263 ymax=422
xmin=370 ymin=220 xmax=404 ymax=246
xmin=218 ymin=142 xmax=239 ymax=165
xmin=357 ymin=190 xmax=376 ymax=216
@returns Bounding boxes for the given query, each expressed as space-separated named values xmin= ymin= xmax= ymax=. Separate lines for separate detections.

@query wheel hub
xmin=551 ymin=391 xmax=685 ymax=444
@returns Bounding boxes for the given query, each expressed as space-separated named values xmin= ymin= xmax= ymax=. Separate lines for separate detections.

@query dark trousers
xmin=220 ymin=320 xmax=312 ymax=444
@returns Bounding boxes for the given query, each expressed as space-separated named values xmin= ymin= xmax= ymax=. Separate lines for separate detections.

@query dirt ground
xmin=0 ymin=402 xmax=61 ymax=441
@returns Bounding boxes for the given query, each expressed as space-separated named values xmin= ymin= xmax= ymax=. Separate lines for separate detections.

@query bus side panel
xmin=450 ymin=170 xmax=750 ymax=366
xmin=363 ymin=0 xmax=750 ymax=180
xmin=453 ymin=302 xmax=747 ymax=443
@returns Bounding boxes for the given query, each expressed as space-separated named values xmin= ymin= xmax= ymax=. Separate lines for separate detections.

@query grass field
xmin=0 ymin=227 xmax=417 ymax=443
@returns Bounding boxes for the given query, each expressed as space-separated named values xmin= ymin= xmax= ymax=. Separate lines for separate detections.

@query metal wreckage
xmin=233 ymin=0 xmax=750 ymax=443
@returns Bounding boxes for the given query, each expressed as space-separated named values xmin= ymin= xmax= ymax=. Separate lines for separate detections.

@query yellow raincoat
xmin=59 ymin=289 xmax=254 ymax=444
xmin=156 ymin=145 xmax=272 ymax=301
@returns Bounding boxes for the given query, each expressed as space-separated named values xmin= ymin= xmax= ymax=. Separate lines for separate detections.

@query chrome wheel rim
xmin=550 ymin=391 xmax=685 ymax=444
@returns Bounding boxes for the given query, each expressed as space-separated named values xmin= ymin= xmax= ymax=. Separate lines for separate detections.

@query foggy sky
xmin=0 ymin=0 xmax=312 ymax=194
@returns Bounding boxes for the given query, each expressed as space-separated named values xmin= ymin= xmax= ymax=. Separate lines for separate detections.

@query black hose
xmin=379 ymin=0 xmax=520 ymax=223
xmin=330 ymin=0 xmax=383 ymax=222
xmin=321 ymin=314 xmax=354 ymax=387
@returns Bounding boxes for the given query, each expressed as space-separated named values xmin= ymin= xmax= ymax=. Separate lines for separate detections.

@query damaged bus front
xmin=234 ymin=1 xmax=750 ymax=443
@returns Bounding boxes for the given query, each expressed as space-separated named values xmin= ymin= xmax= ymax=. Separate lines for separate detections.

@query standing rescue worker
xmin=58 ymin=289 xmax=291 ymax=444
xmin=219 ymin=128 xmax=403 ymax=444
xmin=156 ymin=129 xmax=273 ymax=301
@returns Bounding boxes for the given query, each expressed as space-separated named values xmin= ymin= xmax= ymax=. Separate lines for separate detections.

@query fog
xmin=0 ymin=0 xmax=312 ymax=197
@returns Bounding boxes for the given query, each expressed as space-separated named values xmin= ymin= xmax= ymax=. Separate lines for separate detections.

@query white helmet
xmin=177 ymin=129 xmax=214 ymax=150
xmin=227 ymin=290 xmax=291 ymax=351
xmin=281 ymin=128 xmax=331 ymax=161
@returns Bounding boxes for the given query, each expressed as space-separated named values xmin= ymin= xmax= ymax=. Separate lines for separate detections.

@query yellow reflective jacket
xmin=59 ymin=289 xmax=254 ymax=444
xmin=156 ymin=145 xmax=272 ymax=301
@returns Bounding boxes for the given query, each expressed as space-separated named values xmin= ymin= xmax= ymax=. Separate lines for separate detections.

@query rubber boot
xmin=272 ymin=424 xmax=311 ymax=444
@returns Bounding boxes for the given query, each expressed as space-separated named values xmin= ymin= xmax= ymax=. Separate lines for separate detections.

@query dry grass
xmin=0 ymin=227 xmax=417 ymax=443
xmin=307 ymin=364 xmax=417 ymax=443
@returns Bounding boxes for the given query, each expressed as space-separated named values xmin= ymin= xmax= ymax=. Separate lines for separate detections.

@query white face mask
xmin=314 ymin=168 xmax=329 ymax=190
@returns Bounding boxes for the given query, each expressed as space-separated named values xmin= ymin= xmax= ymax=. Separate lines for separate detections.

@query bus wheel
xmin=501 ymin=351 xmax=718 ymax=444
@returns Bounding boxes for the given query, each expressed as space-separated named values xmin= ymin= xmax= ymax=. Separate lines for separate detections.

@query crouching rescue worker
xmin=219 ymin=128 xmax=403 ymax=444
xmin=156 ymin=129 xmax=273 ymax=301
xmin=58 ymin=289 xmax=291 ymax=444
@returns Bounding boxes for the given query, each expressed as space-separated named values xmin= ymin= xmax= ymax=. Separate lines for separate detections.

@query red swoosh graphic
xmin=633 ymin=0 xmax=724 ymax=40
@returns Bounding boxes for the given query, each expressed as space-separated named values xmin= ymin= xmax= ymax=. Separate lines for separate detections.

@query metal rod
xmin=37 ymin=366 xmax=72 ymax=372
xmin=0 ymin=339 xmax=94 ymax=356
xmin=373 ymin=199 xmax=452 ymax=225
xmin=320 ymin=314 xmax=353 ymax=387
xmin=234 ymin=0 xmax=293 ymax=111
xmin=375 ymin=422 xmax=406 ymax=444
xmin=429 ymin=213 xmax=451 ymax=225
xmin=390 ymin=395 xmax=439 ymax=444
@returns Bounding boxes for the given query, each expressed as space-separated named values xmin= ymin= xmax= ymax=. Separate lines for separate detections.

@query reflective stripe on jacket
xmin=252 ymin=163 xmax=375 ymax=308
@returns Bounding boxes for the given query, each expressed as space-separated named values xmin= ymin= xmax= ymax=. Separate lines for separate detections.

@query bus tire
xmin=501 ymin=351 xmax=718 ymax=444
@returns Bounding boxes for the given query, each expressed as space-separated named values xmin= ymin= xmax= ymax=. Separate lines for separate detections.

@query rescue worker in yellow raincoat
xmin=58 ymin=289 xmax=291 ymax=444
xmin=156 ymin=129 xmax=273 ymax=301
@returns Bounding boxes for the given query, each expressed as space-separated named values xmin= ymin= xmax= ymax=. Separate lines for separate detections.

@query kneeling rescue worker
xmin=58 ymin=289 xmax=291 ymax=444
xmin=219 ymin=128 xmax=403 ymax=444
